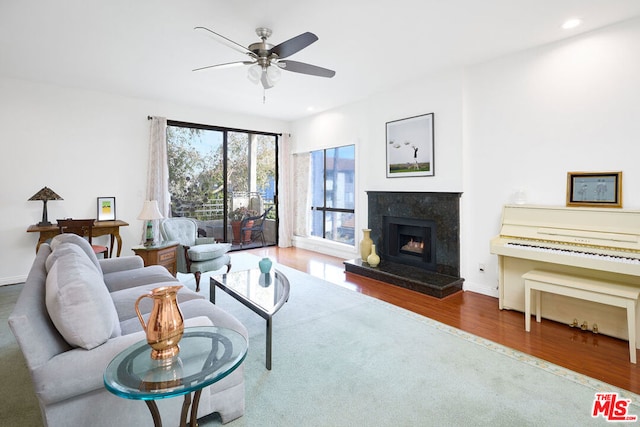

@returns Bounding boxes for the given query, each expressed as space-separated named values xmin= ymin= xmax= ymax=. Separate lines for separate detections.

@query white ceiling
xmin=2 ymin=0 xmax=640 ymax=121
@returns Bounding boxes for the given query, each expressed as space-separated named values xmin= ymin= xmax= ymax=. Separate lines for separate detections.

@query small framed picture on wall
xmin=97 ymin=197 xmax=116 ymax=221
xmin=566 ymin=172 xmax=622 ymax=208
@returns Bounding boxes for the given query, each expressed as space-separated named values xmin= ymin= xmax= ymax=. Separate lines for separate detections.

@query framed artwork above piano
xmin=566 ymin=171 xmax=622 ymax=208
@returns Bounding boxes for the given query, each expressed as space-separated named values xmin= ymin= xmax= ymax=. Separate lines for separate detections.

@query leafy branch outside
xmin=167 ymin=126 xmax=276 ymax=220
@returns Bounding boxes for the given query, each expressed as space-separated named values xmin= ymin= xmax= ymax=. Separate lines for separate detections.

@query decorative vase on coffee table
xmin=259 ymin=257 xmax=272 ymax=273
xmin=367 ymin=244 xmax=380 ymax=267
xmin=359 ymin=229 xmax=373 ymax=262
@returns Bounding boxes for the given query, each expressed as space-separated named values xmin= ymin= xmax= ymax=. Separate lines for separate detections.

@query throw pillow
xmin=45 ymin=243 xmax=121 ymax=349
xmin=48 ymin=233 xmax=103 ymax=274
xmin=188 ymin=243 xmax=231 ymax=261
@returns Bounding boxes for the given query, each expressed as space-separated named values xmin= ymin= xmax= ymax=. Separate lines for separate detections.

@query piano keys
xmin=490 ymin=204 xmax=640 ymax=343
xmin=504 ymin=242 xmax=640 ymax=265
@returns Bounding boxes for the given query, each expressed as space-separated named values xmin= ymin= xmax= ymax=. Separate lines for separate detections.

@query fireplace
xmin=344 ymin=191 xmax=463 ymax=298
xmin=369 ymin=191 xmax=461 ymax=277
xmin=384 ymin=216 xmax=436 ymax=271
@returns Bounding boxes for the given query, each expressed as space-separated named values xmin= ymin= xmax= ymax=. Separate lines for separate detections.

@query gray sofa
xmin=8 ymin=234 xmax=247 ymax=427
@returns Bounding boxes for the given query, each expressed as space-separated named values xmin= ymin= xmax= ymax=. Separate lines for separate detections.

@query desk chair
xmin=57 ymin=219 xmax=109 ymax=258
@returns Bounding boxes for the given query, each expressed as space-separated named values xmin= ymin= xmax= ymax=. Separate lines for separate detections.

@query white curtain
xmin=293 ymin=152 xmax=311 ymax=237
xmin=277 ymin=133 xmax=293 ymax=247
xmin=144 ymin=116 xmax=170 ymax=243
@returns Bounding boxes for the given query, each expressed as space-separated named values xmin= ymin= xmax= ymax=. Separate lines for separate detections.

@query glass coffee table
xmin=210 ymin=268 xmax=290 ymax=370
xmin=104 ymin=326 xmax=247 ymax=427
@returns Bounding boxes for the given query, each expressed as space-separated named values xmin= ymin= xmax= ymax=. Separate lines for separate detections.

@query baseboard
xmin=292 ymin=236 xmax=357 ymax=260
xmin=0 ymin=275 xmax=27 ymax=286
xmin=463 ymin=279 xmax=499 ymax=298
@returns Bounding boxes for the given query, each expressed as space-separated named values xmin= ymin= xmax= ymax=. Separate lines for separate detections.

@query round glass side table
xmin=104 ymin=326 xmax=247 ymax=427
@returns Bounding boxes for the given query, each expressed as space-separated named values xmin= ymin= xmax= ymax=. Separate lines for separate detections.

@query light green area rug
xmin=0 ymin=282 xmax=41 ymax=426
xmin=196 ymin=253 xmax=640 ymax=426
xmin=2 ymin=252 xmax=639 ymax=426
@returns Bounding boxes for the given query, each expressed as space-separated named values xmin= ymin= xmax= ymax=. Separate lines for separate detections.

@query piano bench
xmin=522 ymin=269 xmax=640 ymax=364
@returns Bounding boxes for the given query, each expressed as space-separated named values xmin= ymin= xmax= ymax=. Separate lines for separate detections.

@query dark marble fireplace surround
xmin=344 ymin=191 xmax=464 ymax=298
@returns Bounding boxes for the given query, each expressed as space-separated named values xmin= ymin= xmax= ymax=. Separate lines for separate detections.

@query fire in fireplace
xmin=383 ymin=216 xmax=436 ymax=271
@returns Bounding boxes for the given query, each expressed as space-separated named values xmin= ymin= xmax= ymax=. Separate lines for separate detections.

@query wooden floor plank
xmin=248 ymin=246 xmax=640 ymax=394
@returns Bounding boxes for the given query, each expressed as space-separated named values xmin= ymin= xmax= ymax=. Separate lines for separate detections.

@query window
xmin=310 ymin=145 xmax=355 ymax=245
xmin=166 ymin=121 xmax=277 ymax=246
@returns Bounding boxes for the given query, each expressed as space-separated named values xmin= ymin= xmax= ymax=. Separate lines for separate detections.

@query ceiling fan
xmin=193 ymin=26 xmax=336 ymax=90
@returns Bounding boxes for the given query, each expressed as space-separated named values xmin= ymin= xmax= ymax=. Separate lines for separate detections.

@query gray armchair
xmin=160 ymin=218 xmax=232 ymax=291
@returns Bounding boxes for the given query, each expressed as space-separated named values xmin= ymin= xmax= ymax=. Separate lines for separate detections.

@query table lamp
xmin=137 ymin=200 xmax=164 ymax=246
xmin=29 ymin=187 xmax=63 ymax=226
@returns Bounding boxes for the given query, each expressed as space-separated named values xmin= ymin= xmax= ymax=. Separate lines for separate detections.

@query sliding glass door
xmin=167 ymin=122 xmax=277 ymax=248
xmin=226 ymin=131 xmax=277 ymax=245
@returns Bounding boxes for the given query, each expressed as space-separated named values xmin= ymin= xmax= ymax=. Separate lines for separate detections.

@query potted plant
xmin=229 ymin=206 xmax=258 ymax=244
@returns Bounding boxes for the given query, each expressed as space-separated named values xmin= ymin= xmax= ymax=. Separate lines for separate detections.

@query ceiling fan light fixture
xmin=247 ymin=64 xmax=262 ymax=84
xmin=266 ymin=65 xmax=282 ymax=85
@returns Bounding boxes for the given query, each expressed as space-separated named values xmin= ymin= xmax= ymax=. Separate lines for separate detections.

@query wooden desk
xmin=27 ymin=220 xmax=129 ymax=257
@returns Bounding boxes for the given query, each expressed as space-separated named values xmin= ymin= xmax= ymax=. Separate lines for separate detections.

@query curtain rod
xmin=149 ymin=116 xmax=284 ymax=136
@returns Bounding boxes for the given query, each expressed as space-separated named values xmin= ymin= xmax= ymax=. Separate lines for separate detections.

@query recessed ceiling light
xmin=562 ymin=18 xmax=582 ymax=30
xmin=307 ymin=106 xmax=315 ymax=112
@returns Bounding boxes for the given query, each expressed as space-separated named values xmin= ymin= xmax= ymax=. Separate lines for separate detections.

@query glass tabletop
xmin=104 ymin=326 xmax=247 ymax=401
xmin=212 ymin=268 xmax=290 ymax=316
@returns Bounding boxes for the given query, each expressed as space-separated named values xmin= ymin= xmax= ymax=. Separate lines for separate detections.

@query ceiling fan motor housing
xmin=250 ymin=28 xmax=277 ymax=68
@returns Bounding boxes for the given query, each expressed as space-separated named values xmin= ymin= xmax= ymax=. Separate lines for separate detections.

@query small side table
xmin=104 ymin=326 xmax=247 ymax=427
xmin=132 ymin=242 xmax=179 ymax=276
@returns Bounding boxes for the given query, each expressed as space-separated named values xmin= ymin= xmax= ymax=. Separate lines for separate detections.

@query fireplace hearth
xmin=344 ymin=191 xmax=463 ymax=298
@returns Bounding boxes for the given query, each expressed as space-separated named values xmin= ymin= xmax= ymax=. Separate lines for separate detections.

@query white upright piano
xmin=490 ymin=204 xmax=640 ymax=342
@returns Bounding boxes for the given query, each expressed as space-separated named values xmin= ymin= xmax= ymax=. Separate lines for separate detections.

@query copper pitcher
xmin=135 ymin=285 xmax=184 ymax=360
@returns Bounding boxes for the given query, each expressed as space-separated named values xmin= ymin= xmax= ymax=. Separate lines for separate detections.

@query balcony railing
xmin=172 ymin=194 xmax=275 ymax=221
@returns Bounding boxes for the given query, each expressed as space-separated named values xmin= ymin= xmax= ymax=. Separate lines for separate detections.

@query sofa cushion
xmin=188 ymin=254 xmax=231 ymax=274
xmin=111 ymin=282 xmax=205 ymax=321
xmin=45 ymin=243 xmax=121 ymax=349
xmin=48 ymin=233 xmax=103 ymax=274
xmin=188 ymin=243 xmax=231 ymax=261
xmin=103 ymin=265 xmax=177 ymax=293
xmin=120 ymin=314 xmax=214 ymax=336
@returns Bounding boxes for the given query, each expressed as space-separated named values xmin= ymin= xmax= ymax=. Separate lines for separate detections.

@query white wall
xmin=291 ymin=69 xmax=464 ymax=259
xmin=0 ymin=77 xmax=288 ymax=284
xmin=290 ymin=18 xmax=640 ymax=296
xmin=463 ymin=18 xmax=640 ymax=296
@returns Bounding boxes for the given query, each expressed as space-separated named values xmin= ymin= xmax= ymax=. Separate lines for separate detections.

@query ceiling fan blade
xmin=194 ymin=26 xmax=256 ymax=58
xmin=279 ymin=60 xmax=336 ymax=78
xmin=192 ymin=61 xmax=254 ymax=72
xmin=270 ymin=32 xmax=318 ymax=59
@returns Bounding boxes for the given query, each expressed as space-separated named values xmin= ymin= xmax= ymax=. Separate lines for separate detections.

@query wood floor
xmin=247 ymin=245 xmax=640 ymax=395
